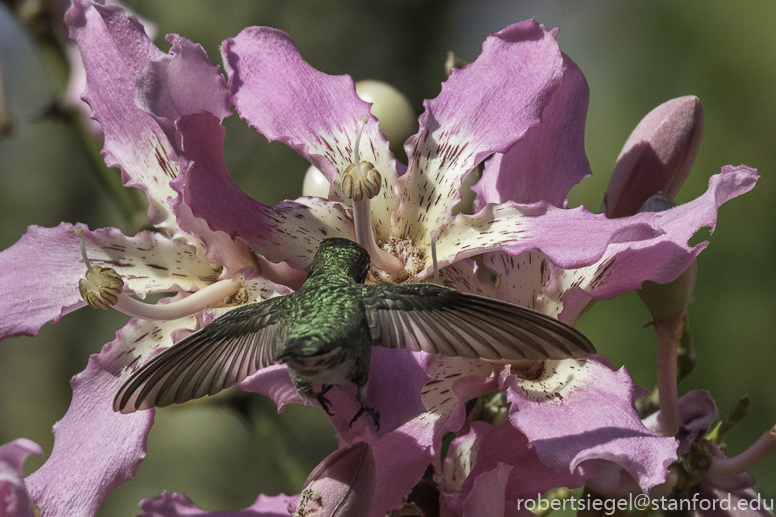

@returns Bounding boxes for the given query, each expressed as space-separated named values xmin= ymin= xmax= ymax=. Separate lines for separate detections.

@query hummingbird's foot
xmin=349 ymin=405 xmax=380 ymax=431
xmin=316 ymin=385 xmax=335 ymax=416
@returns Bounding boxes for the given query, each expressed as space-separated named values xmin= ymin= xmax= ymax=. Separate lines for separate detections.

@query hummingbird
xmin=114 ymin=237 xmax=595 ymax=429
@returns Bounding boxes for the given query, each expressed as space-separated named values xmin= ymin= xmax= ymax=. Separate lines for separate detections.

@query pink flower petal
xmin=473 ymin=53 xmax=591 ymax=210
xmin=255 ymin=353 xmax=499 ymax=517
xmin=0 ymin=223 xmax=83 ymax=340
xmin=166 ymin=114 xmax=268 ymax=275
xmin=241 ymin=351 xmax=453 ymax=517
xmin=462 ymin=462 xmax=513 ymax=517
xmin=361 ymin=356 xmax=497 ymax=516
xmin=432 ymin=165 xmax=758 ymax=320
xmin=293 ymin=442 xmax=376 ymax=517
xmin=504 ymin=356 xmax=677 ymax=493
xmin=26 ymin=314 xmax=203 ymax=517
xmin=138 ymin=491 xmax=292 ymax=516
xmin=394 ymin=19 xmax=565 ymax=244
xmin=240 ymin=348 xmax=429 ymax=441
xmin=0 ymin=223 xmax=216 ymax=341
xmin=135 ymin=34 xmax=231 ymax=141
xmin=222 ymin=26 xmax=400 ymax=216
xmin=237 ymin=364 xmax=302 ymax=412
xmin=172 ymin=112 xmax=355 ymax=270
xmin=66 ymin=0 xmax=180 ymax=232
xmin=551 ymin=165 xmax=758 ymax=321
xmin=315 ymin=348 xmax=429 ymax=440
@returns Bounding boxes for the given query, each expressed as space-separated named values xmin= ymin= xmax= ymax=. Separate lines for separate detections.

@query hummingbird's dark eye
xmin=360 ymin=254 xmax=371 ymax=281
xmin=346 ymin=248 xmax=371 ymax=284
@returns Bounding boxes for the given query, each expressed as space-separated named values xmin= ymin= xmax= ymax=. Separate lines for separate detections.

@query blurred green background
xmin=0 ymin=0 xmax=774 ymax=514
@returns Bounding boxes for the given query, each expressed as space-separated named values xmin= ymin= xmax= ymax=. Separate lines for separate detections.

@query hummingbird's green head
xmin=309 ymin=238 xmax=371 ymax=283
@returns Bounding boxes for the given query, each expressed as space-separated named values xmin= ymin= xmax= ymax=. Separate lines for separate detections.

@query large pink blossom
xmin=0 ymin=0 xmax=760 ymax=515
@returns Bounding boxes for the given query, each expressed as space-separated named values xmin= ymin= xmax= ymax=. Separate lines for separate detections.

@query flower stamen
xmin=75 ymin=227 xmax=242 ymax=320
xmin=430 ymin=230 xmax=440 ymax=284
xmin=340 ymin=115 xmax=404 ymax=274
xmin=76 ymin=227 xmax=126 ymax=310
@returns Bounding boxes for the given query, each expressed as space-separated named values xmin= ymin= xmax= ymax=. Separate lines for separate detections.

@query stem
xmin=655 ymin=313 xmax=683 ymax=436
xmin=353 ymin=115 xmax=367 ymax=163
xmin=75 ymin=227 xmax=94 ymax=274
xmin=430 ymin=230 xmax=440 ymax=283
xmin=113 ymin=279 xmax=241 ymax=321
xmin=706 ymin=424 xmax=776 ymax=479
xmin=352 ymin=197 xmax=403 ymax=275
xmin=708 ymin=396 xmax=752 ymax=445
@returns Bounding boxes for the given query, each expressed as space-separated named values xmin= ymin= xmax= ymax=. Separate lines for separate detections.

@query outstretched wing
xmin=363 ymin=284 xmax=594 ymax=361
xmin=114 ymin=297 xmax=288 ymax=413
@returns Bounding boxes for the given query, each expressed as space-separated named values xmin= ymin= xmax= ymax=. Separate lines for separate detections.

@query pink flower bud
xmin=0 ymin=438 xmax=42 ymax=517
xmin=602 ymin=96 xmax=703 ymax=218
xmin=292 ymin=442 xmax=375 ymax=517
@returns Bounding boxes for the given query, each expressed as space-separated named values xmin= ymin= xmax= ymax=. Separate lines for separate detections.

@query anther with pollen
xmin=76 ymin=227 xmax=125 ymax=310
xmin=339 ymin=115 xmax=403 ymax=275
xmin=75 ymin=227 xmax=242 ymax=321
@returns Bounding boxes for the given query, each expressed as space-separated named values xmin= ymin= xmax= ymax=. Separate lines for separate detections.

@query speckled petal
xmin=394 ymin=19 xmax=564 ymax=244
xmin=545 ymin=166 xmax=758 ymax=322
xmin=26 ymin=316 xmax=198 ymax=517
xmin=0 ymin=439 xmax=42 ymax=517
xmin=473 ymin=53 xmax=591 ymax=210
xmin=504 ymin=356 xmax=677 ymax=493
xmin=129 ymin=37 xmax=254 ymax=274
xmin=206 ymin=276 xmax=293 ymax=321
xmin=138 ymin=491 xmax=292 ymax=516
xmin=430 ymin=166 xmax=757 ymax=305
xmin=0 ymin=223 xmax=217 ymax=341
xmin=222 ymin=26 xmax=401 ymax=227
xmin=66 ymin=0 xmax=181 ymax=234
xmin=482 ymin=251 xmax=552 ymax=312
xmin=172 ymin=112 xmax=355 ymax=270
xmin=437 ymin=259 xmax=499 ymax=298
